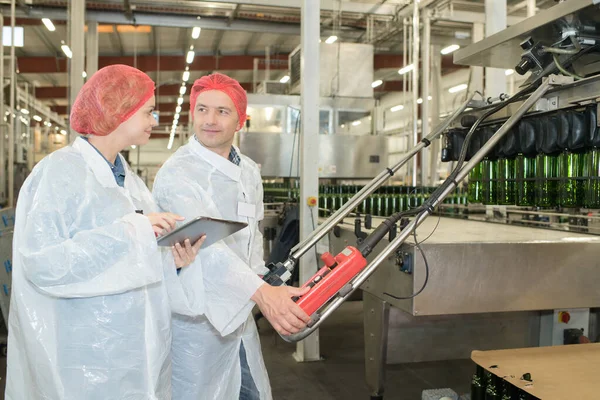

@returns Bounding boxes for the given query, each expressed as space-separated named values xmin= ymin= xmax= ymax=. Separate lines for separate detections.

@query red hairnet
xmin=70 ymin=64 xmax=155 ymax=136
xmin=190 ymin=73 xmax=247 ymax=131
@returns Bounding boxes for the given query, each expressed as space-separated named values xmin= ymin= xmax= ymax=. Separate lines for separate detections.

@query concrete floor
xmin=0 ymin=301 xmax=474 ymax=400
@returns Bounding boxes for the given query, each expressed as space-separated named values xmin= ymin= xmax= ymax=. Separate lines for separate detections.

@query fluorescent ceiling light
xmin=179 ymin=85 xmax=187 ymax=95
xmin=20 ymin=108 xmax=29 ymax=115
xmin=182 ymin=70 xmax=190 ymax=82
xmin=191 ymin=27 xmax=201 ymax=39
xmin=60 ymin=129 xmax=67 ymax=135
xmin=175 ymin=106 xmax=182 ymax=113
xmin=61 ymin=43 xmax=72 ymax=59
xmin=398 ymin=64 xmax=414 ymax=75
xmin=352 ymin=120 xmax=361 ymax=126
xmin=428 ymin=95 xmax=432 ymax=100
xmin=280 ymin=75 xmax=290 ymax=83
xmin=325 ymin=35 xmax=338 ymax=44
xmin=131 ymin=145 xmax=136 ymax=149
xmin=505 ymin=69 xmax=514 ymax=76
xmin=371 ymin=79 xmax=383 ymax=88
xmin=177 ymin=97 xmax=184 ymax=105
xmin=33 ymin=115 xmax=42 ymax=122
xmin=186 ymin=49 xmax=195 ymax=64
xmin=82 ymin=71 xmax=87 ymax=78
xmin=448 ymin=83 xmax=468 ymax=93
xmin=417 ymin=98 xmax=423 ymax=104
xmin=265 ymin=107 xmax=273 ymax=121
xmin=42 ymin=18 xmax=56 ymax=32
xmin=390 ymin=105 xmax=404 ymax=112
xmin=441 ymin=44 xmax=460 ymax=55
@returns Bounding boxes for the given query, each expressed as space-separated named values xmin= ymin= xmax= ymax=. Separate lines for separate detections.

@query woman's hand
xmin=173 ymin=236 xmax=207 ymax=269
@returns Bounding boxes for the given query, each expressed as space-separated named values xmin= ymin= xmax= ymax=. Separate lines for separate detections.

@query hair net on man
xmin=5 ymin=64 xmax=181 ymax=400
xmin=153 ymin=75 xmax=272 ymax=399
xmin=190 ymin=72 xmax=247 ymax=131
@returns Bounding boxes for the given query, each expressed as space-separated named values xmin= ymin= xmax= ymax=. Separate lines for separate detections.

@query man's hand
xmin=251 ymin=284 xmax=311 ymax=336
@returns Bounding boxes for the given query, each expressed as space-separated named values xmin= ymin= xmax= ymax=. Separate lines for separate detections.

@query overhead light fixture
xmin=341 ymin=124 xmax=345 ymax=128
xmin=175 ymin=106 xmax=182 ymax=113
xmin=428 ymin=95 xmax=432 ymax=100
xmin=41 ymin=18 xmax=56 ymax=32
xmin=505 ymin=69 xmax=515 ymax=76
xmin=60 ymin=129 xmax=67 ymax=135
xmin=177 ymin=97 xmax=184 ymax=105
xmin=182 ymin=70 xmax=190 ymax=82
xmin=131 ymin=145 xmax=136 ymax=149
xmin=325 ymin=35 xmax=338 ymax=44
xmin=398 ymin=64 xmax=414 ymax=75
xmin=448 ymin=83 xmax=468 ymax=93
xmin=20 ymin=108 xmax=29 ymax=115
xmin=417 ymin=98 xmax=423 ymax=104
xmin=441 ymin=44 xmax=460 ymax=55
xmin=186 ymin=47 xmax=195 ymax=64
xmin=179 ymin=85 xmax=187 ymax=95
xmin=61 ymin=42 xmax=72 ymax=59
xmin=371 ymin=79 xmax=383 ymax=88
xmin=174 ymin=113 xmax=180 ymax=121
xmin=33 ymin=115 xmax=42 ymax=122
xmin=352 ymin=120 xmax=361 ymax=126
xmin=390 ymin=105 xmax=404 ymax=112
xmin=82 ymin=71 xmax=87 ymax=78
xmin=191 ymin=27 xmax=201 ymax=39
xmin=280 ymin=75 xmax=290 ymax=84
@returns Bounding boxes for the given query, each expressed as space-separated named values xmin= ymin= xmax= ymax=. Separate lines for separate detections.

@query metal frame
xmin=283 ymin=76 xmax=557 ymax=343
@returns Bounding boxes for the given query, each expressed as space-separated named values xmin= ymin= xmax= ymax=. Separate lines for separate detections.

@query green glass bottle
xmin=482 ymin=158 xmax=498 ymax=205
xmin=584 ymin=148 xmax=600 ymax=208
xmin=319 ymin=185 xmax=326 ymax=217
xmin=471 ymin=365 xmax=486 ymax=400
xmin=497 ymin=158 xmax=516 ymax=205
xmin=468 ymin=162 xmax=480 ymax=204
xmin=535 ymin=153 xmax=558 ymax=208
xmin=516 ymin=154 xmax=536 ymax=206
xmin=485 ymin=373 xmax=501 ymax=400
xmin=558 ymin=151 xmax=583 ymax=208
xmin=325 ymin=185 xmax=336 ymax=216
xmin=500 ymin=380 xmax=516 ymax=400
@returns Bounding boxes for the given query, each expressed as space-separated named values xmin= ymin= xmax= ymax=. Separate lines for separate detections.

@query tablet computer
xmin=156 ymin=216 xmax=248 ymax=247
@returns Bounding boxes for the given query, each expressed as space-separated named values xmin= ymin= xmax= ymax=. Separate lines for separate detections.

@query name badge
xmin=238 ymin=202 xmax=256 ymax=218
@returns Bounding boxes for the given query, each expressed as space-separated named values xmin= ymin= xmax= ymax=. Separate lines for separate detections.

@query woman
xmin=5 ymin=64 xmax=203 ymax=400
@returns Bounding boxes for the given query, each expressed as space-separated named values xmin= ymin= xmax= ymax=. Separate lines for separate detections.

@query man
xmin=153 ymin=73 xmax=310 ymax=400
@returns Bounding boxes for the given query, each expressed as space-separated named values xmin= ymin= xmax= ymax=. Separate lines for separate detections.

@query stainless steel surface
xmin=453 ymin=0 xmax=596 ymax=69
xmin=328 ymin=216 xmax=600 ymax=315
xmin=289 ymin=42 xmax=374 ymax=98
xmin=363 ymin=292 xmax=389 ymax=397
xmin=239 ymin=132 xmax=389 ymax=178
xmin=0 ymin=228 xmax=12 ymax=327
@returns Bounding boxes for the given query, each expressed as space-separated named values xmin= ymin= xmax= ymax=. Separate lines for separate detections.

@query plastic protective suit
xmin=6 ymin=137 xmax=179 ymax=400
xmin=153 ymin=137 xmax=272 ymax=400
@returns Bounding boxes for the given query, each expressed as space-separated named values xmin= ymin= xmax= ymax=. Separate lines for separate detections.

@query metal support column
xmin=411 ymin=0 xmax=420 ymax=186
xmin=471 ymin=22 xmax=485 ymax=95
xmin=484 ymin=0 xmax=506 ymax=97
xmin=526 ymin=0 xmax=536 ymax=18
xmin=294 ymin=0 xmax=321 ymax=363
xmin=8 ymin=0 xmax=15 ymax=206
xmin=420 ymin=9 xmax=431 ymax=186
xmin=0 ymin=11 xmax=5 ymax=205
xmin=429 ymin=45 xmax=442 ymax=186
xmin=68 ymin=0 xmax=85 ymax=142
xmin=364 ymin=292 xmax=390 ymax=400
xmin=86 ymin=21 xmax=98 ymax=78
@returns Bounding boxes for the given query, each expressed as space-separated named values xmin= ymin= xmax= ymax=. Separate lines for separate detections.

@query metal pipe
xmin=288 ymin=93 xmax=476 ymax=263
xmin=411 ymin=0 xmax=420 ymax=187
xmin=265 ymin=45 xmax=270 ymax=82
xmin=8 ymin=0 xmax=15 ymax=206
xmin=283 ymin=77 xmax=553 ymax=343
xmin=421 ymin=9 xmax=431 ymax=186
xmin=0 ymin=11 xmax=5 ymax=205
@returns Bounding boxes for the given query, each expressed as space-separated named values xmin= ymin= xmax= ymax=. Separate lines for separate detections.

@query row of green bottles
xmin=467 ymin=148 xmax=600 ymax=208
xmin=471 ymin=365 xmax=539 ymax=400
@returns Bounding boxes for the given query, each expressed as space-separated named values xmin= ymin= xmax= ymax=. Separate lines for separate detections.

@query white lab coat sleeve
xmin=153 ymin=174 xmax=265 ymax=336
xmin=17 ymin=165 xmax=161 ymax=298
xmin=250 ymin=177 xmax=269 ymax=276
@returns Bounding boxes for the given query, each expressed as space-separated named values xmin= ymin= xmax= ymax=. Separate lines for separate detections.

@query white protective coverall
xmin=152 ymin=137 xmax=272 ymax=400
xmin=6 ymin=137 xmax=182 ymax=400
